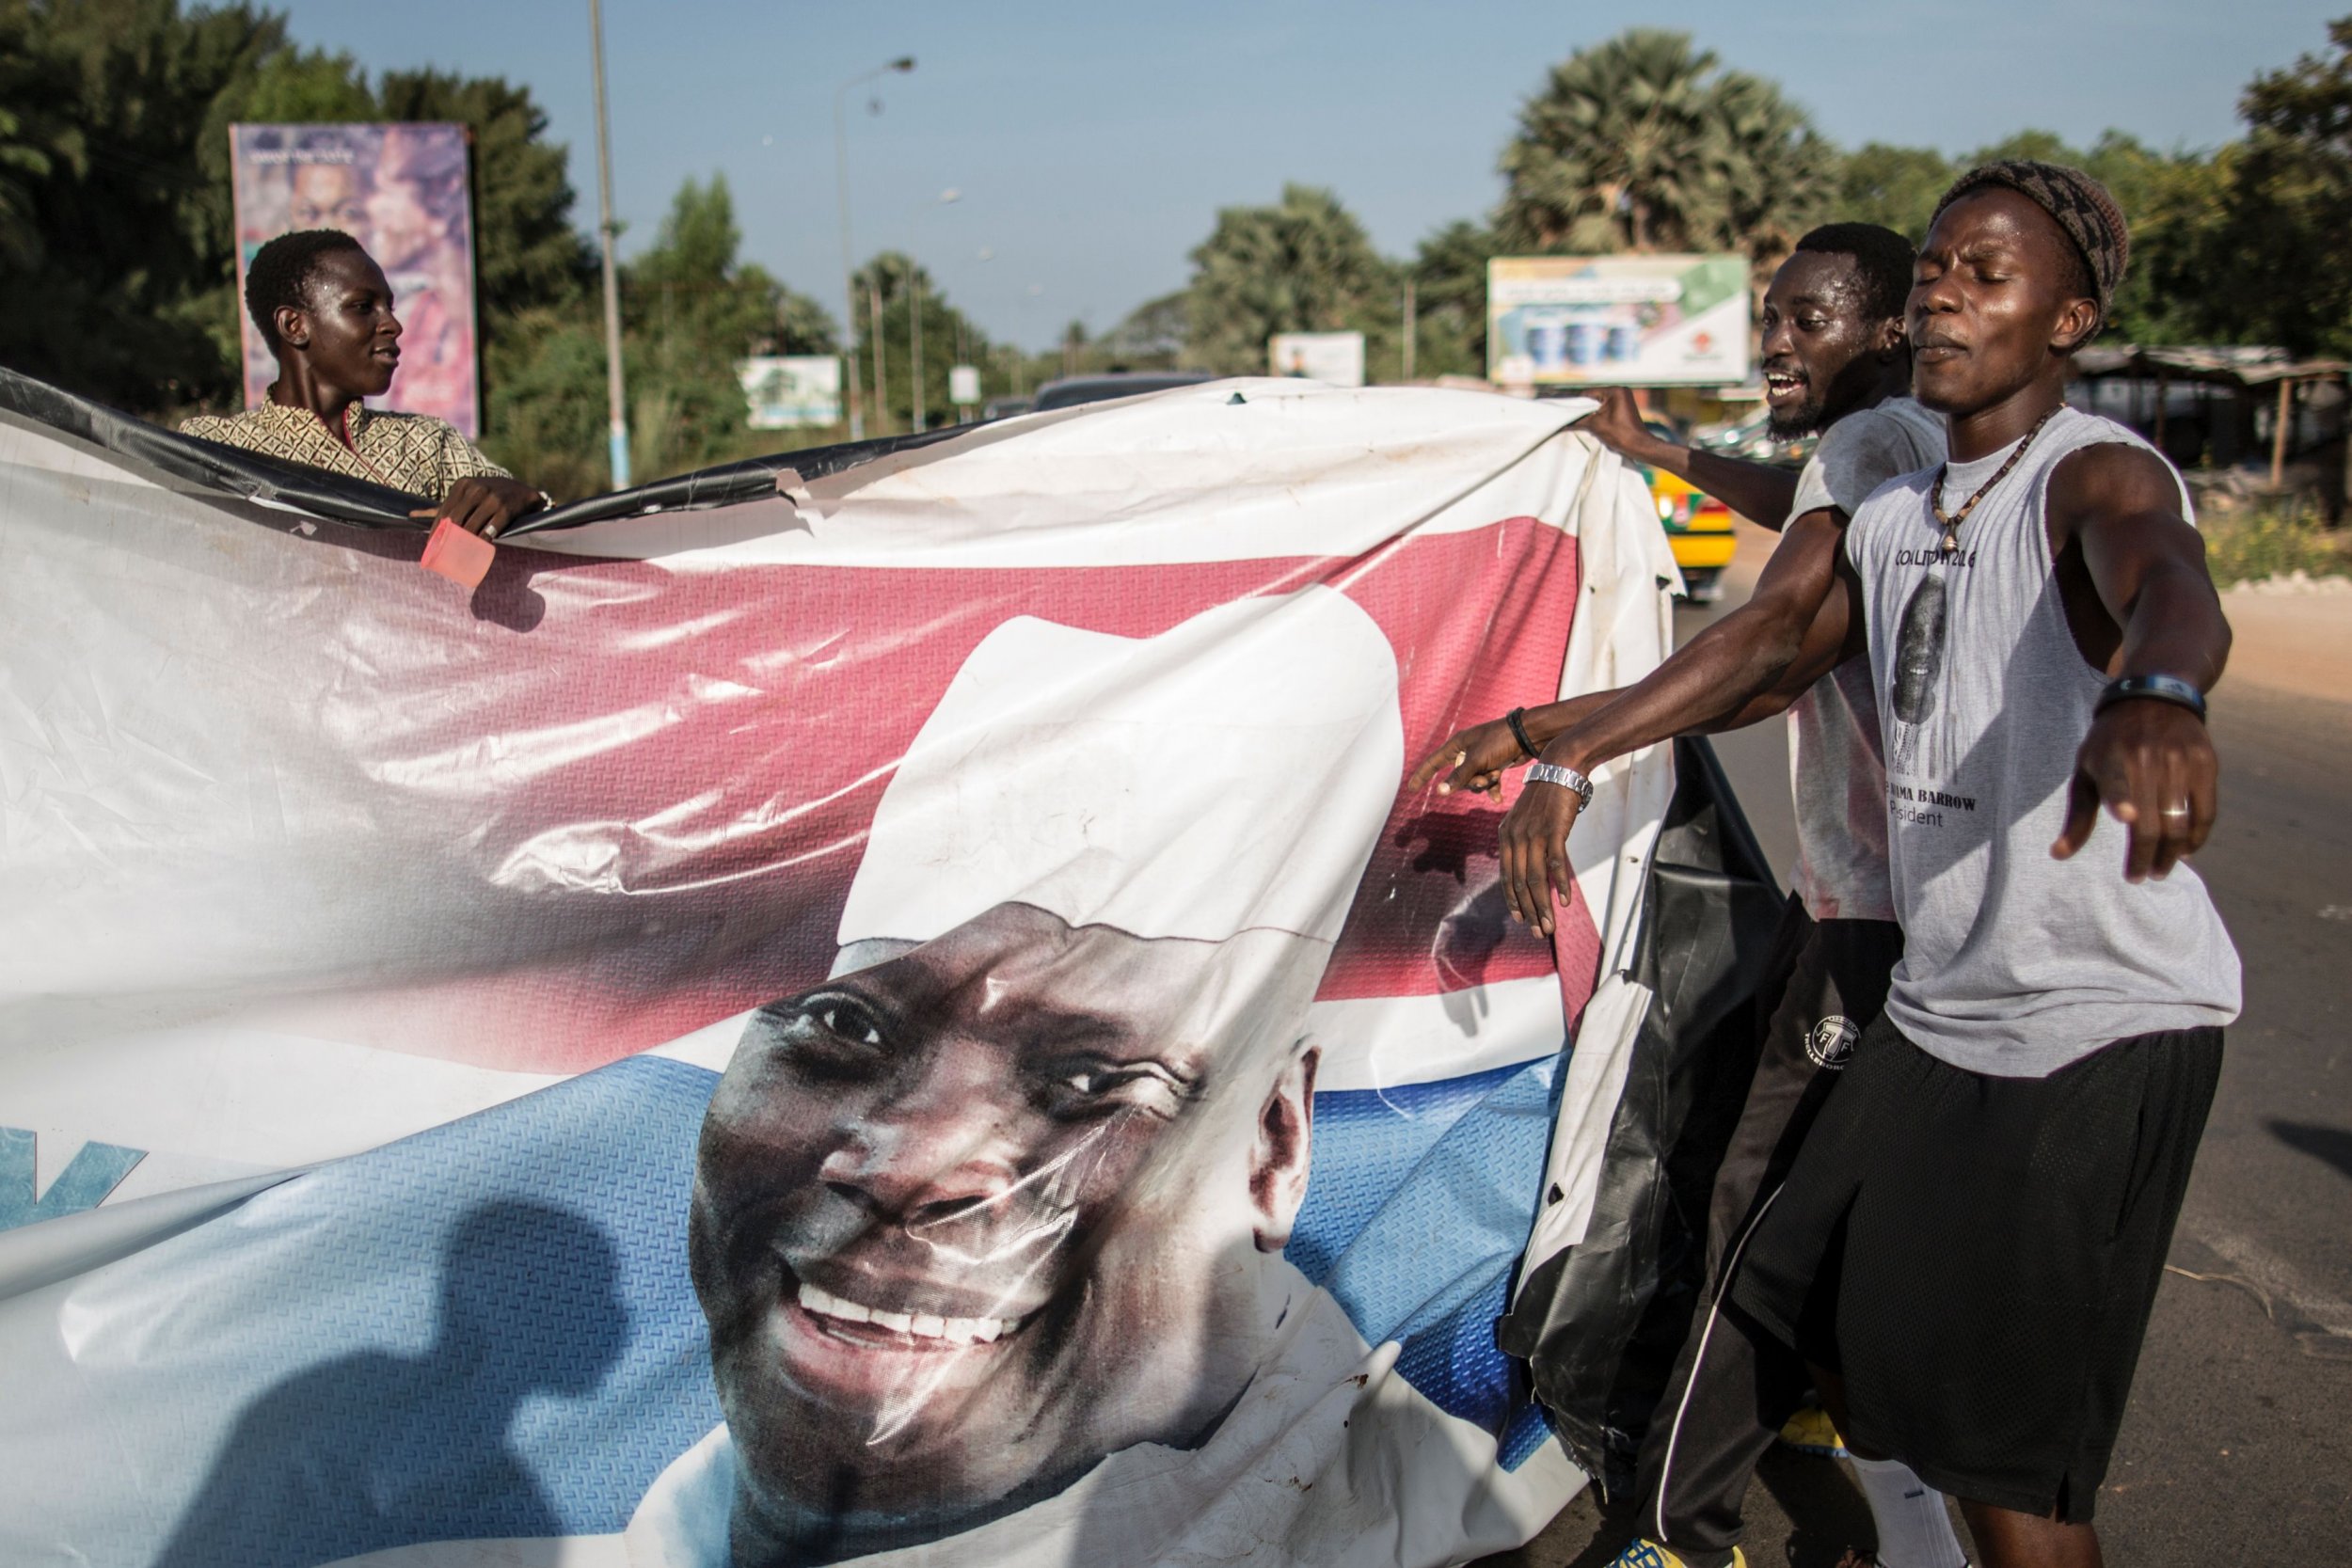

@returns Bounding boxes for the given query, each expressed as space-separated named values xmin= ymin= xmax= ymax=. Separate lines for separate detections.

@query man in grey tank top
xmin=1688 ymin=164 xmax=2238 ymax=1568
xmin=1416 ymin=226 xmax=1966 ymax=1568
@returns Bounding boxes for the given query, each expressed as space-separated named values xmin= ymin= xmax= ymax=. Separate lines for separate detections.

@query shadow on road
xmin=2267 ymin=1119 xmax=2352 ymax=1185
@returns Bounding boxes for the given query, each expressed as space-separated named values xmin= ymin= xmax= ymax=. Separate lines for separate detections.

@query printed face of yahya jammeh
xmin=689 ymin=902 xmax=1316 ymax=1540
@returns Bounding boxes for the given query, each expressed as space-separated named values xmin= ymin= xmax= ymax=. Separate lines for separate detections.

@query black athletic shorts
xmin=1725 ymin=1013 xmax=2223 ymax=1522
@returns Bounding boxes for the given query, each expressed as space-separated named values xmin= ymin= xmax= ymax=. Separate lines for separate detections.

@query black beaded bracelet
xmin=1505 ymin=706 xmax=1540 ymax=759
xmin=2096 ymin=673 xmax=2207 ymax=721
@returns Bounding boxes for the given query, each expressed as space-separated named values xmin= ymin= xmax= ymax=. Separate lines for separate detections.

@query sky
xmin=273 ymin=0 xmax=2333 ymax=351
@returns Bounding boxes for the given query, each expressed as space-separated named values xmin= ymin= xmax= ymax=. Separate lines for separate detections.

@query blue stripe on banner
xmin=1289 ymin=1057 xmax=1562 ymax=1469
xmin=133 ymin=1043 xmax=1563 ymax=1564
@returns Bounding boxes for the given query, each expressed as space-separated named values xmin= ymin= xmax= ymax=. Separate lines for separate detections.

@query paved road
xmin=1486 ymin=533 xmax=2352 ymax=1566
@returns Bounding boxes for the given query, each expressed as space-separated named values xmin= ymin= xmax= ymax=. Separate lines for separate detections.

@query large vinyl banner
xmin=0 ymin=376 xmax=1677 ymax=1567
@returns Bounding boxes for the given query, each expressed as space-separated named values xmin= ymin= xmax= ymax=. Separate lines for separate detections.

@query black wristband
xmin=1505 ymin=706 xmax=1539 ymax=759
xmin=2096 ymin=673 xmax=2207 ymax=721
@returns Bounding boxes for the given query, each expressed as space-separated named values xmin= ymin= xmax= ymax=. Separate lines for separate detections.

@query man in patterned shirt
xmin=183 ymin=229 xmax=549 ymax=539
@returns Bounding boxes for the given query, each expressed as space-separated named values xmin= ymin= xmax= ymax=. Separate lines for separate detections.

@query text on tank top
xmin=1842 ymin=406 xmax=2240 ymax=1076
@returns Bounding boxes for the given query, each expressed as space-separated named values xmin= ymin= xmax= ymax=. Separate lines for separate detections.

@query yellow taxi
xmin=1644 ymin=462 xmax=1736 ymax=604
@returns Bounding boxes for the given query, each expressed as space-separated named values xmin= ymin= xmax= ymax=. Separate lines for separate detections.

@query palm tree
xmin=1498 ymin=28 xmax=1832 ymax=261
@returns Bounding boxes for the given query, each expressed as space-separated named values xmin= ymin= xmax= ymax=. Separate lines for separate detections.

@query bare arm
xmin=1402 ymin=523 xmax=1849 ymax=801
xmin=1495 ymin=506 xmax=1864 ymax=932
xmin=2046 ymin=444 xmax=2233 ymax=880
xmin=1578 ymin=387 xmax=1802 ymax=530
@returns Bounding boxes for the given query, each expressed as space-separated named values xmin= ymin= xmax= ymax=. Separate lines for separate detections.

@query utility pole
xmin=587 ymin=0 xmax=629 ymax=489
xmin=910 ymin=269 xmax=925 ymax=433
xmin=870 ymin=282 xmax=888 ymax=436
xmin=1402 ymin=277 xmax=1417 ymax=383
xmin=834 ymin=58 xmax=914 ymax=442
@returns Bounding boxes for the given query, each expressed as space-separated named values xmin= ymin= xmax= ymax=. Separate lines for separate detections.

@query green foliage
xmin=475 ymin=306 xmax=606 ymax=500
xmin=1096 ymin=291 xmax=1188 ymax=369
xmin=1496 ymin=28 xmax=1833 ymax=261
xmin=1837 ymin=143 xmax=1954 ymax=242
xmin=0 ymin=0 xmax=293 ymax=410
xmin=2203 ymin=18 xmax=2352 ymax=356
xmin=2201 ymin=498 xmax=2352 ymax=583
xmin=0 ymin=8 xmax=86 ymax=268
xmin=1184 ymin=183 xmax=1398 ymax=375
xmin=850 ymin=249 xmax=995 ymax=430
xmin=612 ymin=173 xmax=845 ymax=479
xmin=1408 ymin=219 xmax=1499 ymax=378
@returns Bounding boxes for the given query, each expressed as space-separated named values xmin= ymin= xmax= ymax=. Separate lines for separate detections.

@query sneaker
xmin=1777 ymin=1403 xmax=1850 ymax=1459
xmin=1604 ymin=1542 xmax=1748 ymax=1568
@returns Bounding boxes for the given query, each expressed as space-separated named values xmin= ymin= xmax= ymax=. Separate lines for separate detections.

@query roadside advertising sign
xmin=229 ymin=123 xmax=482 ymax=436
xmin=1486 ymin=255 xmax=1749 ymax=388
xmin=1269 ymin=331 xmax=1367 ymax=388
xmin=948 ymin=364 xmax=982 ymax=406
xmin=739 ymin=355 xmax=844 ymax=429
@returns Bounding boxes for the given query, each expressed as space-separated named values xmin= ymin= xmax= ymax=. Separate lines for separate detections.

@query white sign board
xmin=739 ymin=355 xmax=843 ymax=429
xmin=949 ymin=364 xmax=982 ymax=406
xmin=1269 ymin=332 xmax=1366 ymax=388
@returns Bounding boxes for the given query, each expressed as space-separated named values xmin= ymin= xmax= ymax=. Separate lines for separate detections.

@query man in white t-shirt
xmin=1418 ymin=224 xmax=1964 ymax=1568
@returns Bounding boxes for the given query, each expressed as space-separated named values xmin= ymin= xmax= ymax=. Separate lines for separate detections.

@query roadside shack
xmin=2070 ymin=345 xmax=2351 ymax=514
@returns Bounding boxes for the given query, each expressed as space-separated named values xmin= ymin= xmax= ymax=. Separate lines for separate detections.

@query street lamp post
xmin=587 ymin=0 xmax=630 ymax=488
xmin=834 ymin=56 xmax=914 ymax=442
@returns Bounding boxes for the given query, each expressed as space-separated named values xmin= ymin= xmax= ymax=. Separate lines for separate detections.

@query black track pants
xmin=1630 ymin=902 xmax=1904 ymax=1558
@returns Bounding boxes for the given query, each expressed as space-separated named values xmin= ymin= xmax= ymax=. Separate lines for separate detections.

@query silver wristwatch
xmin=1527 ymin=761 xmax=1595 ymax=808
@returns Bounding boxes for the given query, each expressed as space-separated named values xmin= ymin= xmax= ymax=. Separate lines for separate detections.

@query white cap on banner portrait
xmin=835 ymin=587 xmax=1403 ymax=951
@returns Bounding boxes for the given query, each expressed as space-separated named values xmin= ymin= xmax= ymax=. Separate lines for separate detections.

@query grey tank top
xmin=1844 ymin=406 xmax=2241 ymax=1076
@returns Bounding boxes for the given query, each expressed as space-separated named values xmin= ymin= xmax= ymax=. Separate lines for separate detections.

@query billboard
xmin=229 ymin=123 xmax=482 ymax=436
xmin=739 ymin=355 xmax=843 ymax=429
xmin=0 ymin=371 xmax=1684 ymax=1568
xmin=1487 ymin=255 xmax=1749 ymax=388
xmin=1270 ymin=331 xmax=1367 ymax=388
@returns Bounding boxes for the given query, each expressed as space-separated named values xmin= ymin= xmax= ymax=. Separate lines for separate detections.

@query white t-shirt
xmin=1782 ymin=396 xmax=1946 ymax=923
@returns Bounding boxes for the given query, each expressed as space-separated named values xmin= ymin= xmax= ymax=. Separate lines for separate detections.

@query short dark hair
xmin=244 ymin=229 xmax=366 ymax=352
xmin=1791 ymin=223 xmax=1916 ymax=325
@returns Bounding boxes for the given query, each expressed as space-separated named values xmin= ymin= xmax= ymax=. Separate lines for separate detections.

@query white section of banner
xmin=533 ymin=380 xmax=1598 ymax=567
xmin=1524 ymin=439 xmax=1681 ymax=1274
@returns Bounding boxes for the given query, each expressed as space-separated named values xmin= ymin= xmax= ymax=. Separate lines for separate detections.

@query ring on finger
xmin=2160 ymin=802 xmax=2190 ymax=819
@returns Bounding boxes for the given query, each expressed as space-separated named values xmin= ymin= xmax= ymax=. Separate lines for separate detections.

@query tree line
xmin=4 ymin=6 xmax=2349 ymax=494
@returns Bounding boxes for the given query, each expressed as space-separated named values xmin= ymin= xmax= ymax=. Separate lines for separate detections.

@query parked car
xmin=979 ymin=395 xmax=1034 ymax=421
xmin=1031 ymin=371 xmax=1220 ymax=412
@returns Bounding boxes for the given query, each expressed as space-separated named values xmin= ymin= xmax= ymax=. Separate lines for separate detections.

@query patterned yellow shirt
xmin=179 ymin=402 xmax=508 ymax=502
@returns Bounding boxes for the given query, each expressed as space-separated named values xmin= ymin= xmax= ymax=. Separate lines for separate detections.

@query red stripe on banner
xmin=250 ymin=514 xmax=1592 ymax=1071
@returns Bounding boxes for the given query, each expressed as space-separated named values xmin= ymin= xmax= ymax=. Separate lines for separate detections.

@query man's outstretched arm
xmin=1578 ymin=387 xmax=1803 ymax=531
xmin=1492 ymin=506 xmax=1863 ymax=933
xmin=2046 ymin=443 xmax=2233 ymax=882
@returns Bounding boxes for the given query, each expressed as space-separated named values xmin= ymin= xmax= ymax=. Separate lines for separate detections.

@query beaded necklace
xmin=1931 ymin=404 xmax=2062 ymax=552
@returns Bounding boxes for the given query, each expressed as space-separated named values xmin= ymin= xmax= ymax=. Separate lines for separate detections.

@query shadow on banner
xmin=154 ymin=1201 xmax=628 ymax=1567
